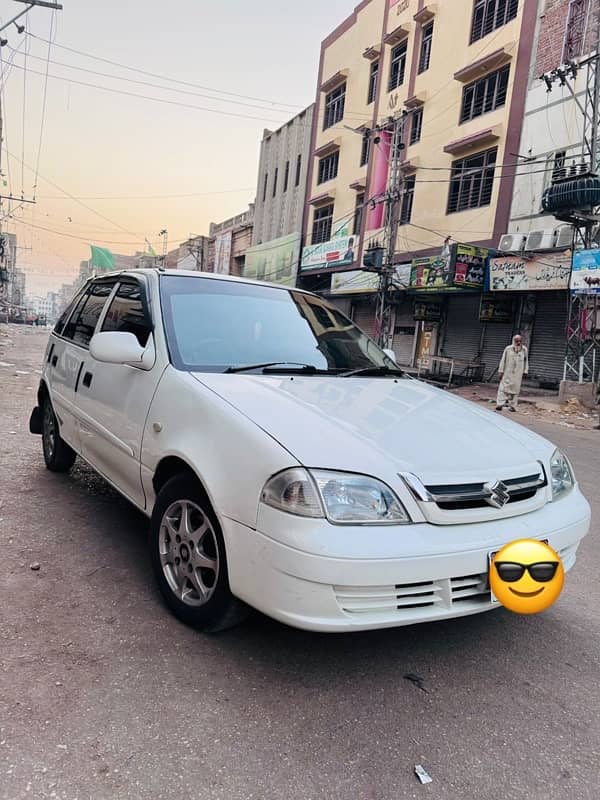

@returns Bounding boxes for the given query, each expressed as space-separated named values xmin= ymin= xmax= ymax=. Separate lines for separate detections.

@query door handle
xmin=51 ymin=354 xmax=58 ymax=367
xmin=82 ymin=372 xmax=93 ymax=389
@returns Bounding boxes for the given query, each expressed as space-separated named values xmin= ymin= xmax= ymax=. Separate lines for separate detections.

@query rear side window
xmin=63 ymin=283 xmax=115 ymax=348
xmin=102 ymin=283 xmax=151 ymax=347
xmin=54 ymin=288 xmax=86 ymax=336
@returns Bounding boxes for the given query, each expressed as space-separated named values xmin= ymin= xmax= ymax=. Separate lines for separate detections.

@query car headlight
xmin=261 ymin=468 xmax=411 ymax=525
xmin=550 ymin=449 xmax=574 ymax=500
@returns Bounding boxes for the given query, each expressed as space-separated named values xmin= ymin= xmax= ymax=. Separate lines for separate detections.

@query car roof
xmin=91 ymin=268 xmax=315 ymax=296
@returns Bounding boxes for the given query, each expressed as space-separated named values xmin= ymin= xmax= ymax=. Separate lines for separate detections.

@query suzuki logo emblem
xmin=486 ymin=480 xmax=511 ymax=509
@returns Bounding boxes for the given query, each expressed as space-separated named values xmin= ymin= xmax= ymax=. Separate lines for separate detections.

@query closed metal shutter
xmin=481 ymin=317 xmax=515 ymax=380
xmin=529 ymin=291 xmax=568 ymax=385
xmin=352 ymin=299 xmax=377 ymax=338
xmin=393 ymin=298 xmax=416 ymax=366
xmin=442 ymin=295 xmax=482 ymax=362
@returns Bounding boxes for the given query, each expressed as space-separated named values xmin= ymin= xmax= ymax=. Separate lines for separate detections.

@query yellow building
xmin=300 ymin=0 xmax=539 ymax=368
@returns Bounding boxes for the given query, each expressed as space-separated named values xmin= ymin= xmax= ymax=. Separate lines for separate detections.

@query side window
xmin=63 ymin=283 xmax=115 ymax=348
xmin=102 ymin=283 xmax=151 ymax=347
xmin=54 ymin=288 xmax=86 ymax=336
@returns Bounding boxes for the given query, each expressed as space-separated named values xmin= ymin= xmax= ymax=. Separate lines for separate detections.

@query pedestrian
xmin=496 ymin=334 xmax=529 ymax=412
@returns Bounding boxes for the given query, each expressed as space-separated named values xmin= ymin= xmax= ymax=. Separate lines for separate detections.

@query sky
xmin=0 ymin=0 xmax=356 ymax=298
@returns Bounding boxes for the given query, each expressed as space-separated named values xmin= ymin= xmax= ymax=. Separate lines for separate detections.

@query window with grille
xmin=399 ymin=176 xmax=416 ymax=225
xmin=360 ymin=131 xmax=371 ymax=166
xmin=418 ymin=22 xmax=434 ymax=74
xmin=324 ymin=84 xmax=346 ymax=130
xmin=273 ymin=168 xmax=278 ymax=197
xmin=354 ymin=193 xmax=365 ymax=235
xmin=546 ymin=150 xmax=567 ymax=186
xmin=283 ymin=161 xmax=290 ymax=192
xmin=295 ymin=154 xmax=302 ymax=187
xmin=368 ymin=60 xmax=379 ymax=104
xmin=460 ymin=65 xmax=510 ymax=123
xmin=409 ymin=108 xmax=423 ymax=145
xmin=312 ymin=204 xmax=334 ymax=244
xmin=389 ymin=40 xmax=408 ymax=92
xmin=470 ymin=0 xmax=518 ymax=44
xmin=318 ymin=151 xmax=340 ymax=184
xmin=563 ymin=0 xmax=589 ymax=61
xmin=447 ymin=147 xmax=497 ymax=214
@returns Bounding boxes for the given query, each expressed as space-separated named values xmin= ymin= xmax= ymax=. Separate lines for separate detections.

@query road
xmin=1 ymin=325 xmax=599 ymax=800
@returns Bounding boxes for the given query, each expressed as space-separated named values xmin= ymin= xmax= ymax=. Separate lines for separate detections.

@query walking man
xmin=496 ymin=335 xmax=529 ymax=412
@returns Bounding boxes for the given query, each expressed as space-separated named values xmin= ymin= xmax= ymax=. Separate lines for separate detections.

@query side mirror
xmin=90 ymin=331 xmax=146 ymax=366
xmin=384 ymin=348 xmax=397 ymax=363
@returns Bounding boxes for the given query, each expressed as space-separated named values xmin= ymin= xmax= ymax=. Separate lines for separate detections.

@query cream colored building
xmin=300 ymin=0 xmax=540 ymax=367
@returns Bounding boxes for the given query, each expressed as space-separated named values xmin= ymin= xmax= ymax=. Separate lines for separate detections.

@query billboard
xmin=300 ymin=236 xmax=358 ymax=272
xmin=571 ymin=249 xmax=600 ymax=294
xmin=489 ymin=252 xmax=571 ymax=291
xmin=330 ymin=270 xmax=379 ymax=295
xmin=410 ymin=254 xmax=454 ymax=290
xmin=409 ymin=245 xmax=487 ymax=292
xmin=244 ymin=234 xmax=301 ymax=287
xmin=453 ymin=245 xmax=488 ymax=288
xmin=214 ymin=231 xmax=232 ymax=275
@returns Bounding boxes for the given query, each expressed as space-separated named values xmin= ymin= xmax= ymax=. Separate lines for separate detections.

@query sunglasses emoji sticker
xmin=489 ymin=539 xmax=565 ymax=614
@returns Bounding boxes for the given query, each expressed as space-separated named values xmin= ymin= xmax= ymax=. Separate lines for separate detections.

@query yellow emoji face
xmin=489 ymin=539 xmax=564 ymax=614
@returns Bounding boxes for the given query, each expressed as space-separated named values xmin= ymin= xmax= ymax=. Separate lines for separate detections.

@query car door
xmin=75 ymin=277 xmax=164 ymax=510
xmin=46 ymin=283 xmax=115 ymax=452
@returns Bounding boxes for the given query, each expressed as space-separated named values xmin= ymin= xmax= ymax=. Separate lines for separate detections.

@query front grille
xmin=423 ymin=473 xmax=546 ymax=511
xmin=334 ymin=572 xmax=490 ymax=617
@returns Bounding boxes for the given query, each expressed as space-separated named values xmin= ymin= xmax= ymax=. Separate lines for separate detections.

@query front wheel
xmin=149 ymin=474 xmax=249 ymax=633
xmin=42 ymin=398 xmax=76 ymax=473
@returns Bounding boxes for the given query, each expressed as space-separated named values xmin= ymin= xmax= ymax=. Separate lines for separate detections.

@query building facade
xmin=298 ymin=0 xmax=541 ymax=374
xmin=207 ymin=205 xmax=254 ymax=276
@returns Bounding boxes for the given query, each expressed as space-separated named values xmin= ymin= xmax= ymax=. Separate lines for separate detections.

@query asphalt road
xmin=1 ymin=325 xmax=599 ymax=800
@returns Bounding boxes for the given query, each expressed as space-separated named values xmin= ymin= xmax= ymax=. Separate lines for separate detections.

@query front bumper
xmin=222 ymin=489 xmax=591 ymax=632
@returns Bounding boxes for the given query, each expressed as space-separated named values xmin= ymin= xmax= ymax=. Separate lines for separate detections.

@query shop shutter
xmin=392 ymin=298 xmax=416 ymax=366
xmin=529 ymin=291 xmax=568 ymax=386
xmin=481 ymin=317 xmax=515 ymax=380
xmin=441 ymin=295 xmax=483 ymax=363
xmin=352 ymin=299 xmax=377 ymax=338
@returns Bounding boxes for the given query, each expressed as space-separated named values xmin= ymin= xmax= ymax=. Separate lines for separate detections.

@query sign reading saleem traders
xmin=489 ymin=252 xmax=571 ymax=291
xmin=571 ymin=248 xmax=600 ymax=293
xmin=300 ymin=236 xmax=358 ymax=272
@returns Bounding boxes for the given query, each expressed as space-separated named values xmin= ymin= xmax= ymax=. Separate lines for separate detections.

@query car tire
xmin=149 ymin=474 xmax=249 ymax=633
xmin=42 ymin=397 xmax=77 ymax=473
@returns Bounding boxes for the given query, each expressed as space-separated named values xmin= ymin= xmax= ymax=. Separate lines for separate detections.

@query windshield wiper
xmin=339 ymin=365 xmax=405 ymax=378
xmin=225 ymin=362 xmax=323 ymax=374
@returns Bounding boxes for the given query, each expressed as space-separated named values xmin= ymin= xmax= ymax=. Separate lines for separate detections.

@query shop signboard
xmin=489 ymin=252 xmax=571 ymax=291
xmin=300 ymin=236 xmax=359 ymax=272
xmin=330 ymin=270 xmax=378 ymax=294
xmin=571 ymin=248 xmax=600 ymax=294
xmin=244 ymin=234 xmax=301 ymax=287
xmin=410 ymin=254 xmax=453 ymax=291
xmin=454 ymin=245 xmax=488 ymax=288
xmin=479 ymin=294 xmax=513 ymax=323
xmin=414 ymin=301 xmax=442 ymax=322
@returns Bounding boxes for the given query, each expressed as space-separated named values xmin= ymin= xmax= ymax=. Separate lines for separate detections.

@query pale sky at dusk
xmin=1 ymin=0 xmax=355 ymax=297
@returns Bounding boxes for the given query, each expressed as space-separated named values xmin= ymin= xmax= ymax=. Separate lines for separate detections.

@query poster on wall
xmin=244 ymin=234 xmax=301 ymax=287
xmin=571 ymin=248 xmax=600 ymax=293
xmin=300 ymin=236 xmax=359 ymax=272
xmin=479 ymin=294 xmax=513 ymax=323
xmin=414 ymin=301 xmax=442 ymax=322
xmin=214 ymin=231 xmax=232 ymax=275
xmin=489 ymin=252 xmax=571 ymax=291
xmin=454 ymin=245 xmax=488 ymax=288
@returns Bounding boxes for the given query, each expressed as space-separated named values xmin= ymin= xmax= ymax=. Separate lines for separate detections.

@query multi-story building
xmin=245 ymin=107 xmax=314 ymax=286
xmin=299 ymin=0 xmax=540 ymax=371
xmin=207 ymin=205 xmax=254 ymax=276
xmin=163 ymin=236 xmax=211 ymax=271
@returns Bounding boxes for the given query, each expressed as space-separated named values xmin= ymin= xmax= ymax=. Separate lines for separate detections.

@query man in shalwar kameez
xmin=496 ymin=335 xmax=529 ymax=412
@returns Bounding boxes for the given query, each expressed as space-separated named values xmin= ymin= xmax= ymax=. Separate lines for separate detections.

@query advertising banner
xmin=300 ymin=236 xmax=358 ymax=272
xmin=410 ymin=245 xmax=488 ymax=292
xmin=571 ymin=248 xmax=600 ymax=293
xmin=454 ymin=244 xmax=488 ymax=288
xmin=214 ymin=231 xmax=232 ymax=275
xmin=414 ymin=301 xmax=442 ymax=322
xmin=330 ymin=270 xmax=379 ymax=294
xmin=489 ymin=252 xmax=571 ymax=291
xmin=244 ymin=234 xmax=301 ymax=287
xmin=479 ymin=294 xmax=513 ymax=323
xmin=410 ymin=254 xmax=454 ymax=291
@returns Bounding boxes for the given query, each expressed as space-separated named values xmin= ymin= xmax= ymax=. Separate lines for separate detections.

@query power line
xmin=32 ymin=10 xmax=55 ymax=198
xmin=35 ymin=187 xmax=255 ymax=200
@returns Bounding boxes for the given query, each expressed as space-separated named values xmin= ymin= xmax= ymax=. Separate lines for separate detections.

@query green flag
xmin=90 ymin=245 xmax=115 ymax=270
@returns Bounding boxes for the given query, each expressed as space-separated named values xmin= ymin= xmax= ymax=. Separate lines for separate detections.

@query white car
xmin=30 ymin=270 xmax=591 ymax=632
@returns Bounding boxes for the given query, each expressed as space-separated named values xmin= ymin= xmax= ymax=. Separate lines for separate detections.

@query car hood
xmin=191 ymin=373 xmax=554 ymax=484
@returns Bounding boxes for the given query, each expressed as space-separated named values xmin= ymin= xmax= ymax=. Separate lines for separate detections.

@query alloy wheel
xmin=42 ymin=403 xmax=56 ymax=460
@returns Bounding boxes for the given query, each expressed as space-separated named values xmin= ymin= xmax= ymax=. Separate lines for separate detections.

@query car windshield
xmin=160 ymin=275 xmax=395 ymax=374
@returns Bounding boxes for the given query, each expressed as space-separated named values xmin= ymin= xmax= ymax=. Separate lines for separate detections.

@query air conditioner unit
xmin=554 ymin=225 xmax=574 ymax=249
xmin=525 ymin=229 xmax=555 ymax=251
xmin=498 ymin=234 xmax=526 ymax=252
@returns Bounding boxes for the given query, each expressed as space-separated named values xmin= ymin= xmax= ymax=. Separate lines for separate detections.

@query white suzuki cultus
xmin=30 ymin=270 xmax=591 ymax=632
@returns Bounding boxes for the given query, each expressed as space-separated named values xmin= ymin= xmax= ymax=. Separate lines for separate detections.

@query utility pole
xmin=540 ymin=0 xmax=600 ymax=386
xmin=159 ymin=229 xmax=168 ymax=267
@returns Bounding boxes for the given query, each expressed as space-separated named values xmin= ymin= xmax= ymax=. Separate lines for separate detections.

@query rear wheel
xmin=42 ymin=398 xmax=76 ymax=473
xmin=149 ymin=474 xmax=249 ymax=632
